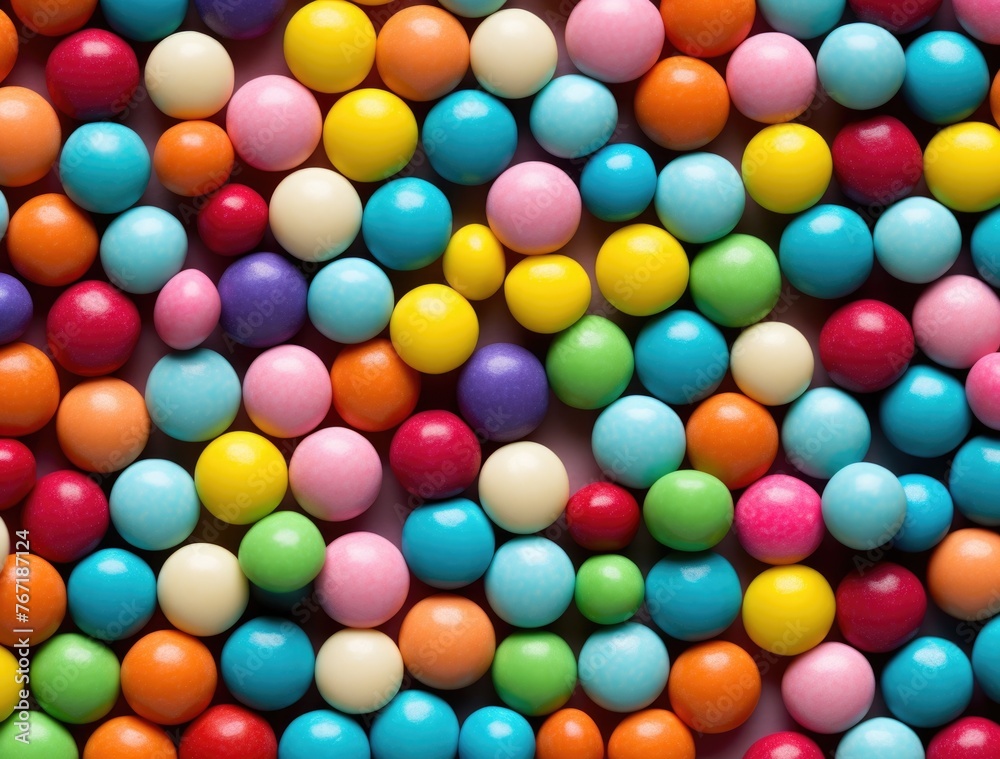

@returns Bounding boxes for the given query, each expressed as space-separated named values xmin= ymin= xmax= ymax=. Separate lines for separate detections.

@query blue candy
xmin=879 ymin=365 xmax=971 ymax=458
xmin=109 ymin=459 xmax=201 ymax=551
xmin=949 ymin=436 xmax=1000 ymax=526
xmin=654 ymin=153 xmax=745 ymax=244
xmin=895 ymin=474 xmax=954 ymax=551
xmin=370 ymin=691 xmax=459 ymax=759
xmin=779 ymin=204 xmax=873 ymax=299
xmin=592 ymin=395 xmax=685 ymax=489
xmin=485 ymin=537 xmax=575 ymax=628
xmin=578 ymin=623 xmax=669 ymax=712
xmin=581 ymin=143 xmax=656 ymax=222
xmin=881 ymin=637 xmax=973 ymax=727
xmin=646 ymin=551 xmax=742 ymax=641
xmin=401 ymin=498 xmax=496 ymax=589
xmin=68 ymin=549 xmax=156 ymax=641
xmin=529 ymin=75 xmax=618 ymax=159
xmin=903 ymin=30 xmax=989 ymax=124
xmin=362 ymin=178 xmax=452 ymax=271
xmin=145 ymin=349 xmax=242 ymax=442
xmin=308 ymin=258 xmax=394 ymax=344
xmin=279 ymin=710 xmax=370 ymax=759
xmin=423 ymin=90 xmax=517 ymax=185
xmin=221 ymin=617 xmax=315 ymax=711
xmin=822 ymin=462 xmax=906 ymax=550
xmin=782 ymin=387 xmax=871 ymax=479
xmin=100 ymin=206 xmax=187 ymax=294
xmin=458 ymin=706 xmax=534 ymax=759
xmin=59 ymin=122 xmax=150 ymax=215
xmin=635 ymin=310 xmax=729 ymax=405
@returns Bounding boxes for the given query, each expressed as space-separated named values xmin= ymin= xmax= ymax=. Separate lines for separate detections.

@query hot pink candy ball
xmin=243 ymin=345 xmax=332 ymax=438
xmin=912 ymin=275 xmax=1000 ymax=369
xmin=486 ymin=162 xmax=582 ymax=255
xmin=389 ymin=410 xmax=481 ymax=500
xmin=565 ymin=0 xmax=664 ymax=83
xmin=781 ymin=642 xmax=876 ymax=734
xmin=316 ymin=532 xmax=410 ymax=628
xmin=0 ymin=439 xmax=36 ymax=510
xmin=966 ymin=352 xmax=1000 ymax=430
xmin=928 ymin=716 xmax=1000 ymax=759
xmin=45 ymin=29 xmax=140 ymax=120
xmin=953 ymin=0 xmax=1000 ymax=44
xmin=154 ymin=269 xmax=222 ymax=351
xmin=21 ymin=470 xmax=109 ymax=563
xmin=197 ymin=184 xmax=269 ymax=256
xmin=225 ymin=75 xmax=322 ymax=171
xmin=734 ymin=474 xmax=824 ymax=564
xmin=726 ymin=33 xmax=817 ymax=124
xmin=743 ymin=732 xmax=824 ymax=759
xmin=289 ymin=427 xmax=382 ymax=521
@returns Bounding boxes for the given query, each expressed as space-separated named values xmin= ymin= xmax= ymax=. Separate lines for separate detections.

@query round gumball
xmin=819 ymin=300 xmax=914 ymax=392
xmin=727 ymin=33 xmax=816 ymax=123
xmin=362 ymin=178 xmax=452 ymax=271
xmin=592 ymin=395 xmax=685 ymax=488
xmin=84 ymin=716 xmax=177 ymax=759
xmin=645 ymin=551 xmax=742 ymax=640
xmin=579 ymin=623 xmax=669 ymax=713
xmin=485 ymin=537 xmax=575 ymax=628
xmin=504 ymin=254 xmax=591 ymax=334
xmin=59 ymin=122 xmax=149 ymax=214
xmin=46 ymin=281 xmax=139 ymax=376
xmin=121 ymin=630 xmax=217 ymax=725
xmin=0 ymin=711 xmax=77 ymax=758
xmin=576 ymin=555 xmax=644 ymax=625
xmin=836 ymin=563 xmax=927 ymax=653
xmin=0 ymin=86 xmax=61 ymax=187
xmin=460 ymin=707 xmax=534 ymax=759
xmin=655 ymin=152 xmax=744 ymax=244
xmin=823 ymin=463 xmax=906 ymax=550
xmin=100 ymin=0 xmax=188 ymax=41
xmin=744 ymin=732 xmax=823 ymax=759
xmin=635 ymin=309 xmax=728 ymax=405
xmin=565 ymin=0 xmax=662 ymax=83
xmin=314 ymin=629 xmax=404 ymax=714
xmin=742 ymin=124 xmax=832 ymax=214
xmin=782 ymin=642 xmax=875 ymax=734
xmin=180 ymin=704 xmax=278 ymax=759
xmin=0 ymin=343 xmax=60 ymax=437
xmin=289 ymin=427 xmax=382 ymax=521
xmin=735 ymin=475 xmax=824 ymax=564
xmin=0 ymin=439 xmax=34 ymax=509
xmin=470 ymin=9 xmax=556 ymax=99
xmin=644 ymin=470 xmax=733 ymax=551
xmin=782 ymin=387 xmax=871 ymax=479
xmin=239 ymin=512 xmax=326 ymax=593
xmin=46 ymin=29 xmax=138 ymax=120
xmin=924 ymin=121 xmax=1000 ymax=213
xmin=457 ymin=343 xmax=548 ymax=442
xmin=389 ymin=284 xmax=478 ymax=374
xmin=194 ymin=0 xmax=286 ymax=39
xmin=530 ymin=75 xmax=618 ymax=159
xmin=157 ymin=543 xmax=249 ymax=637
xmin=56 ymin=378 xmax=150 ymax=473
xmin=974 ymin=618 xmax=1000 ymax=703
xmin=145 ymin=350 xmax=241 ymax=442
xmin=0 ymin=275 xmax=30 ymax=345
xmin=690 ymin=234 xmax=781 ymax=327
xmin=686 ymin=392 xmax=778 ymax=490
xmin=0 ymin=12 xmax=15 ymax=81
xmin=153 ymin=121 xmax=233 ymax=196
xmin=874 ymin=197 xmax=961 ymax=283
xmin=546 ymin=315 xmax=634 ymax=410
xmin=376 ymin=5 xmax=469 ymax=101
xmin=660 ymin=0 xmax=753 ymax=57
xmin=370 ymin=691 xmax=459 ymax=759
xmin=269 ymin=168 xmax=361 ymax=263
xmin=22 ymin=471 xmax=108 ymax=563
xmin=731 ymin=321 xmax=814 ymax=406
xmin=816 ymin=23 xmax=905 ymax=110
xmin=100 ymin=206 xmax=186 ymax=294
xmin=914 ymin=275 xmax=1000 ymax=369
xmin=218 ymin=252 xmax=307 ymax=348
xmin=883 ymin=637 xmax=973 ymax=727
xmin=221 ymin=617 xmax=314 ymax=711
xmin=330 ymin=339 xmax=420 ymax=432
xmin=479 ymin=442 xmax=568 ymax=534
xmin=317 ymin=532 xmax=409 ymax=628
xmin=757 ymin=0 xmax=843 ymax=38
xmin=928 ymin=717 xmax=1000 ymax=759
xmin=595 ymin=224 xmax=689 ymax=317
xmin=279 ymin=710 xmax=370 ymax=759
xmin=11 ymin=0 xmax=96 ymax=34
xmin=68 ymin=548 xmax=155 ymax=641
xmin=32 ymin=634 xmax=119 ymax=724
xmin=109 ymin=460 xmax=199 ymax=551
xmin=968 ymin=355 xmax=1000 ymax=430
xmin=904 ymin=31 xmax=989 ymax=124
xmin=608 ymin=710 xmax=695 ymax=759
xmin=243 ymin=345 xmax=331 ymax=438
xmin=634 ymin=57 xmax=729 ymax=150
xmin=896 ymin=474 xmax=953 ymax=552
xmin=398 ymin=595 xmax=495 ymax=689
xmin=779 ymin=204 xmax=874 ymax=298
xmin=323 ymin=89 xmax=417 ymax=182
xmin=390 ymin=411 xmax=480 ymax=499
xmin=285 ymin=1 xmax=374 ymax=92
xmin=880 ymin=365 xmax=971 ymax=458
xmin=668 ymin=641 xmax=760 ymax=733
xmin=402 ymin=498 xmax=495 ymax=588
xmin=195 ymin=431 xmax=287 ymax=524
xmin=487 ymin=161 xmax=581 ymax=254
xmin=849 ymin=0 xmax=941 ymax=32
xmin=492 ymin=632 xmax=577 ymax=716
xmin=581 ymin=144 xmax=656 ymax=222
xmin=566 ymin=482 xmax=641 ymax=551
xmin=308 ymin=258 xmax=392 ymax=344
xmin=226 ymin=76 xmax=321 ymax=171
xmin=154 ymin=270 xmax=221 ymax=350
xmin=832 ymin=116 xmax=923 ymax=206
xmin=954 ymin=0 xmax=1000 ymax=43
xmin=973 ymin=208 xmax=1000 ymax=286
xmin=0 ymin=553 xmax=66 ymax=647
xmin=5 ymin=194 xmax=98 ymax=287
xmin=197 ymin=184 xmax=267 ymax=256
xmin=423 ymin=91 xmax=517 ymax=186
xmin=742 ymin=565 xmax=836 ymax=656
xmin=928 ymin=528 xmax=1000 ymax=620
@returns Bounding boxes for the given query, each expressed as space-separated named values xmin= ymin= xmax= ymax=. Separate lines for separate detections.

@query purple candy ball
xmin=193 ymin=0 xmax=287 ymax=39
xmin=0 ymin=274 xmax=33 ymax=345
xmin=457 ymin=343 xmax=549 ymax=442
xmin=218 ymin=252 xmax=307 ymax=348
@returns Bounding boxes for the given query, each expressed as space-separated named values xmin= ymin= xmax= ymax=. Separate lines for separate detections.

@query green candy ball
xmin=32 ymin=634 xmax=119 ymax=725
xmin=575 ymin=555 xmax=645 ymax=625
xmin=238 ymin=511 xmax=327 ymax=593
xmin=644 ymin=470 xmax=734 ymax=550
xmin=0 ymin=711 xmax=78 ymax=758
xmin=546 ymin=315 xmax=634 ymax=410
xmin=492 ymin=632 xmax=577 ymax=716
xmin=689 ymin=233 xmax=781 ymax=327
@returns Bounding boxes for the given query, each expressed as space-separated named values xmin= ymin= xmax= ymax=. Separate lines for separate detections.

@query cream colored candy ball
xmin=156 ymin=543 xmax=249 ymax=637
xmin=145 ymin=31 xmax=235 ymax=119
xmin=315 ymin=629 xmax=404 ymax=714
xmin=470 ymin=9 xmax=558 ymax=99
xmin=730 ymin=321 xmax=814 ymax=406
xmin=269 ymin=168 xmax=362 ymax=263
xmin=478 ymin=441 xmax=569 ymax=533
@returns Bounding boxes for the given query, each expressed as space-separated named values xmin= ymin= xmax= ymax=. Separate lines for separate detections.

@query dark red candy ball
xmin=928 ymin=717 xmax=1000 ymax=759
xmin=22 ymin=470 xmax=109 ymax=563
xmin=45 ymin=29 xmax=140 ymax=120
xmin=197 ymin=184 xmax=269 ymax=256
xmin=180 ymin=704 xmax=278 ymax=759
xmin=836 ymin=562 xmax=927 ymax=653
xmin=566 ymin=481 xmax=641 ymax=551
xmin=819 ymin=299 xmax=914 ymax=393
xmin=0 ymin=439 xmax=36 ymax=510
xmin=848 ymin=0 xmax=943 ymax=33
xmin=46 ymin=280 xmax=141 ymax=377
xmin=833 ymin=116 xmax=923 ymax=207
xmin=743 ymin=731 xmax=824 ymax=759
xmin=389 ymin=410 xmax=482 ymax=500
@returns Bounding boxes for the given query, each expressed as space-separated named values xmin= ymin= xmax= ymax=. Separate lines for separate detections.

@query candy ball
xmin=370 ymin=691 xmax=459 ymax=759
xmin=56 ymin=378 xmax=150 ymax=473
xmin=579 ymin=623 xmax=669 ymax=713
xmin=226 ymin=75 xmax=321 ymax=171
xmin=608 ymin=710 xmax=694 ymax=759
xmin=193 ymin=0 xmax=286 ymax=39
xmin=239 ymin=512 xmax=326 ymax=593
xmin=47 ymin=280 xmax=140 ymax=376
xmin=823 ymin=462 xmax=906 ymax=550
xmin=68 ymin=548 xmax=155 ymax=641
xmin=314 ymin=629 xmax=403 ymax=714
xmin=928 ymin=717 xmax=1000 ymax=759
xmin=100 ymin=0 xmax=187 ymax=41
xmin=817 ymin=23 xmax=905 ymax=110
xmin=330 ymin=339 xmax=420 ymax=432
xmin=690 ymin=234 xmax=781 ymax=327
xmin=880 ymin=365 xmax=971 ymax=458
xmin=308 ymin=258 xmax=392 ymax=345
xmin=565 ymin=0 xmax=662 ymax=83
xmin=269 ymin=168 xmax=361 ymax=262
xmin=424 ymin=91 xmax=518 ymax=186
xmin=928 ymin=528 xmax=1000 ymax=621
xmin=914 ymin=275 xmax=1000 ymax=369
xmin=279 ymin=710 xmax=370 ymax=759
xmin=757 ymin=0 xmax=844 ymax=38
xmin=686 ymin=392 xmax=778 ymax=490
xmin=323 ymin=88 xmax=417 ymax=182
xmin=221 ymin=617 xmax=314 ymax=711
xmin=595 ymin=224 xmax=689 ymax=317
xmin=924 ymin=121 xmax=1000 ymax=213
xmin=575 ymin=555 xmax=644 ymax=625
xmin=317 ymin=532 xmax=409 ymax=628
xmin=390 ymin=284 xmax=479 ymax=374
xmin=289 ymin=427 xmax=382 ymax=521
xmin=742 ymin=124 xmax=832 ymax=214
xmin=23 ymin=471 xmax=108 ymax=563
xmin=58 ymin=122 xmax=149 ymax=214
xmin=459 ymin=707 xmax=534 ymax=759
xmin=781 ymin=387 xmax=871 ymax=479
xmin=121 ymin=630 xmax=217 ymax=725
xmin=973 ymin=208 xmax=1000 ymax=285
xmin=731 ymin=321 xmax=813 ymax=406
xmin=197 ymin=184 xmax=267 ymax=256
xmin=950 ymin=437 xmax=1000 ymax=525
xmin=973 ymin=617 xmax=1000 ymax=703
xmin=836 ymin=563 xmax=927 ymax=653
xmin=195 ymin=431 xmax=288 ymax=524
xmin=180 ymin=704 xmax=278 ymax=759
xmin=668 ymin=641 xmax=760 ymax=733
xmin=644 ymin=470 xmax=733 ymax=551
xmin=742 ymin=565 xmax=836 ymax=656
xmin=398 ymin=595 xmax=495 ymax=689
xmin=0 ymin=13 xmax=12 ymax=82
xmin=547 ymin=315 xmax=634 ymax=410
xmin=243 ymin=345 xmax=331 ymax=438
xmin=0 ymin=86 xmax=60 ymax=187
xmin=875 ymin=196 xmax=961 ymax=283
xmin=954 ymin=0 xmax=1000 ymax=43
xmin=492 ymin=632 xmax=577 ymax=716
xmin=46 ymin=29 xmax=139 ymax=120
xmin=727 ymin=33 xmax=816 ymax=123
xmin=635 ymin=309 xmax=728 ymax=405
xmin=530 ymin=75 xmax=618 ymax=159
xmin=634 ymin=57 xmax=729 ymax=150
xmin=154 ymin=270 xmax=221 ymax=351
xmin=362 ymin=178 xmax=452 ymax=271
xmin=782 ymin=643 xmax=875 ymax=734
xmin=592 ymin=395 xmax=685 ymax=488
xmin=566 ymin=482 xmax=641 ymax=551
xmin=375 ymin=5 xmax=469 ymax=101
xmin=778 ymin=204 xmax=874 ymax=298
xmin=819 ymin=299 xmax=914 ymax=392
xmin=0 ymin=553 xmax=66 ymax=647
xmin=0 ymin=439 xmax=34 ymax=509
xmin=837 ymin=718 xmax=924 ymax=759
xmin=832 ymin=116 xmax=924 ymax=207
xmin=4 ymin=193 xmax=98 ymax=287
xmin=157 ymin=543 xmax=249 ymax=637
xmin=470 ymin=9 xmax=557 ymax=99
xmin=903 ymin=31 xmax=989 ymax=124
xmin=391 ymin=410 xmax=480 ymax=500
xmin=735 ymin=475 xmax=824 ymax=564
xmin=645 ymin=551 xmax=742 ymax=640
xmin=145 ymin=350 xmax=241 ymax=442
xmin=284 ymin=0 xmax=375 ymax=93
xmin=581 ymin=143 xmax=656 ymax=222
xmin=100 ymin=206 xmax=187 ymax=294
xmin=84 ymin=716 xmax=177 ymax=759
xmin=504 ymin=254 xmax=591 ymax=334
xmin=0 ymin=343 xmax=59 ymax=437
xmin=848 ymin=0 xmax=941 ymax=32
xmin=485 ymin=537 xmax=575 ymax=628
xmin=32 ymin=634 xmax=119 ymax=724
xmin=743 ymin=732 xmax=824 ymax=759
xmin=402 ymin=498 xmax=495 ymax=589
xmin=660 ymin=0 xmax=753 ymax=57
xmin=153 ymin=120 xmax=233 ymax=196
xmin=896 ymin=474 xmax=953 ymax=552
xmin=654 ymin=152 xmax=744 ymax=243
xmin=479 ymin=442 xmax=568 ymax=534
xmin=218 ymin=252 xmax=307 ymax=348
xmin=0 ymin=275 xmax=30 ymax=346
xmin=110 ymin=459 xmax=200 ymax=550
xmin=883 ymin=637 xmax=973 ymax=727
xmin=487 ymin=161 xmax=581 ymax=255
xmin=457 ymin=343 xmax=548 ymax=442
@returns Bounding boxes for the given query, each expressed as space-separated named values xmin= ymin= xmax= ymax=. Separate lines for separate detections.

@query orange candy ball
xmin=121 ymin=630 xmax=218 ymax=726
xmin=668 ymin=641 xmax=761 ymax=734
xmin=634 ymin=57 xmax=729 ymax=150
xmin=536 ymin=708 xmax=605 ymax=759
xmin=56 ymin=377 xmax=150 ymax=473
xmin=0 ymin=11 xmax=17 ymax=83
xmin=331 ymin=338 xmax=421 ymax=432
xmin=609 ymin=710 xmax=695 ymax=759
xmin=0 ymin=553 xmax=66 ymax=647
xmin=6 ymin=193 xmax=99 ymax=287
xmin=660 ymin=0 xmax=755 ymax=58
xmin=0 ymin=343 xmax=60 ymax=437
xmin=11 ymin=0 xmax=96 ymax=35
xmin=153 ymin=120 xmax=235 ymax=197
xmin=398 ymin=595 xmax=496 ymax=689
xmin=928 ymin=528 xmax=1000 ymax=622
xmin=0 ymin=86 xmax=61 ymax=186
xmin=376 ymin=5 xmax=470 ymax=102
xmin=685 ymin=391 xmax=778 ymax=489
xmin=84 ymin=716 xmax=178 ymax=759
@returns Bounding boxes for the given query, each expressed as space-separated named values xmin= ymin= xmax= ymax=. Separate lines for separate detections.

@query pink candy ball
xmin=22 ymin=470 xmax=109 ymax=563
xmin=726 ymin=33 xmax=817 ymax=124
xmin=154 ymin=269 xmax=222 ymax=351
xmin=734 ymin=474 xmax=824 ymax=564
xmin=966 ymin=352 xmax=1000 ymax=430
xmin=781 ymin=642 xmax=876 ymax=734
xmin=565 ymin=0 xmax=664 ymax=83
xmin=225 ymin=75 xmax=322 ymax=172
xmin=486 ymin=162 xmax=582 ymax=255
xmin=743 ymin=732 xmax=824 ymax=759
xmin=912 ymin=274 xmax=1000 ymax=369
xmin=243 ymin=345 xmax=332 ymax=438
xmin=289 ymin=427 xmax=382 ymax=522
xmin=316 ymin=532 xmax=410 ymax=628
xmin=954 ymin=0 xmax=1000 ymax=44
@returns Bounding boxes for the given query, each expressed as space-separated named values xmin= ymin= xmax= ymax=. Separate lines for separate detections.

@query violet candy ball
xmin=457 ymin=343 xmax=549 ymax=442
xmin=193 ymin=0 xmax=287 ymax=39
xmin=218 ymin=252 xmax=307 ymax=348
xmin=0 ymin=273 xmax=32 ymax=345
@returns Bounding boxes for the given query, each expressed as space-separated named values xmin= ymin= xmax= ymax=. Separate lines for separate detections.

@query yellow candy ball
xmin=443 ymin=223 xmax=507 ymax=301
xmin=323 ymin=88 xmax=418 ymax=182
xmin=924 ymin=121 xmax=1000 ymax=213
xmin=504 ymin=254 xmax=592 ymax=334
xmin=0 ymin=647 xmax=21 ymax=722
xmin=742 ymin=565 xmax=836 ymax=656
xmin=390 ymin=284 xmax=480 ymax=374
xmin=194 ymin=431 xmax=288 ymax=525
xmin=742 ymin=124 xmax=832 ymax=214
xmin=284 ymin=0 xmax=376 ymax=94
xmin=595 ymin=223 xmax=689 ymax=317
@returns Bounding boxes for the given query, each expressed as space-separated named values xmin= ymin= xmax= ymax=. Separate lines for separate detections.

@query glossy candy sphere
xmin=316 ymin=532 xmax=409 ymax=628
xmin=121 ymin=630 xmax=217 ymax=725
xmin=370 ymin=691 xmax=459 ymax=759
xmin=23 ymin=471 xmax=108 ymax=563
xmin=566 ymin=482 xmax=641 ymax=551
xmin=57 ymin=378 xmax=150 ymax=473
xmin=928 ymin=717 xmax=1000 ymax=759
xmin=743 ymin=732 xmax=824 ymax=759
xmin=883 ymin=637 xmax=973 ymax=727
xmin=243 ymin=345 xmax=331 ymax=438
xmin=46 ymin=281 xmax=139 ymax=377
xmin=655 ymin=153 xmax=744 ymax=244
xmin=819 ymin=300 xmax=914 ymax=392
xmin=731 ymin=321 xmax=813 ymax=406
xmin=284 ymin=1 xmax=374 ymax=92
xmin=0 ymin=86 xmax=61 ymax=187
xmin=145 ymin=31 xmax=234 ymax=118
xmin=735 ymin=475 xmax=824 ymax=564
xmin=727 ymin=33 xmax=816 ymax=123
xmin=880 ymin=365 xmax=971 ymax=458
xmin=145 ymin=350 xmax=241 ymax=442
xmin=973 ymin=618 xmax=1000 ymax=703
xmin=32 ymin=634 xmax=119 ymax=724
xmin=690 ymin=234 xmax=781 ymax=327
xmin=153 ymin=121 xmax=233 ymax=196
xmin=157 ymin=543 xmax=249 ymax=637
xmin=239 ymin=512 xmax=326 ymax=593
xmin=363 ymin=178 xmax=452 ymax=271
xmin=390 ymin=284 xmax=478 ymax=374
xmin=308 ymin=258 xmax=392 ymax=344
xmin=848 ymin=0 xmax=941 ymax=32
xmin=836 ymin=563 xmax=927 ymax=653
xmin=59 ymin=122 xmax=149 ymax=214
xmin=100 ymin=0 xmax=187 ymax=41
xmin=635 ymin=309 xmax=728 ymax=405
xmin=924 ymin=121 xmax=1000 ymax=213
xmin=197 ymin=185 xmax=267 ymax=256
xmin=442 ymin=225 xmax=505 ymax=302
xmin=581 ymin=143 xmax=656 ymax=222
xmin=470 ymin=9 xmax=556 ymax=99
xmin=110 ymin=459 xmax=200 ymax=550
xmin=0 ymin=711 xmax=77 ymax=758
xmin=896 ymin=474 xmax=953 ymax=552
xmin=645 ymin=551 xmax=742 ymax=640
xmin=5 ymin=194 xmax=97 ymax=287
xmin=817 ymin=23 xmax=905 ymax=110
xmin=668 ymin=641 xmax=761 ymax=733
xmin=928 ymin=528 xmax=1000 ymax=620
xmin=968 ymin=353 xmax=1000 ymax=430
xmin=83 ymin=716 xmax=177 ymax=759
xmin=643 ymin=470 xmax=733 ymax=551
xmin=915 ymin=275 xmax=1000 ymax=369
xmin=595 ymin=224 xmax=689 ymax=317
xmin=0 ymin=275 xmax=31 ymax=345
xmin=402 ymin=498 xmax=495 ymax=589
xmin=579 ymin=623 xmax=669 ymax=712
xmin=195 ymin=431 xmax=287 ymax=524
xmin=226 ymin=76 xmax=321 ymax=171
xmin=686 ymin=392 xmax=778 ymax=489
xmin=279 ymin=710 xmax=370 ymax=759
xmin=390 ymin=410 xmax=480 ymax=499
xmin=398 ymin=595 xmax=495 ymax=689
xmin=757 ymin=0 xmax=843 ymax=38
xmin=779 ymin=205 xmax=874 ymax=298
xmin=875 ymin=197 xmax=961 ymax=283
xmin=823 ymin=463 xmax=906 ymax=550
xmin=954 ymin=0 xmax=1000 ymax=43
xmin=487 ymin=161 xmax=581 ymax=254
xmin=323 ymin=89 xmax=417 ymax=182
xmin=492 ymin=632 xmax=577 ymax=716
xmin=951 ymin=437 xmax=1000 ymax=526
xmin=742 ymin=124 xmax=832 ymax=214
xmin=742 ymin=565 xmax=836 ymax=656
xmin=194 ymin=0 xmax=285 ymax=38
xmin=46 ymin=29 xmax=139 ymax=120
xmin=330 ymin=339 xmax=420 ymax=432
xmin=439 ymin=0 xmax=503 ymax=16
xmin=423 ymin=92 xmax=517 ymax=187
xmin=592 ymin=395 xmax=685 ymax=489
xmin=289 ymin=427 xmax=382 ymax=521
xmin=782 ymin=387 xmax=871 ymax=479
xmin=460 ymin=706 xmax=534 ymax=759
xmin=530 ymin=75 xmax=618 ymax=159
xmin=219 ymin=252 xmax=307 ymax=348
xmin=485 ymin=537 xmax=574 ymax=627
xmin=0 ymin=553 xmax=66 ymax=647
xmin=180 ymin=705 xmax=278 ymax=759
xmin=903 ymin=31 xmax=989 ymax=124
xmin=314 ymin=629 xmax=404 ymax=714
xmin=154 ymin=270 xmax=221 ymax=350
xmin=269 ymin=168 xmax=361 ymax=263
xmin=101 ymin=207 xmax=186 ymax=295
xmin=832 ymin=116 xmax=923 ymax=206
xmin=660 ymin=0 xmax=754 ymax=57
xmin=9 ymin=0 xmax=95 ymax=35
xmin=782 ymin=642 xmax=875 ymax=734
xmin=457 ymin=343 xmax=548 ymax=442
xmin=546 ymin=315 xmax=634 ymax=409
xmin=221 ymin=617 xmax=315 ymax=711
xmin=565 ymin=0 xmax=662 ymax=83
xmin=634 ymin=57 xmax=729 ymax=150
xmin=0 ymin=13 xmax=12 ymax=82
xmin=0 ymin=439 xmax=34 ymax=509
xmin=68 ymin=548 xmax=155 ymax=641
xmin=837 ymin=719 xmax=925 ymax=759
xmin=376 ymin=5 xmax=469 ymax=101
xmin=0 ymin=343 xmax=60 ymax=437
xmin=576 ymin=555 xmax=644 ymax=625
xmin=504 ymin=254 xmax=591 ymax=334
xmin=609 ymin=710 xmax=694 ymax=759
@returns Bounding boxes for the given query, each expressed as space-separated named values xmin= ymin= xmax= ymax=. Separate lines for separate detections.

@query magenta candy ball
xmin=316 ymin=532 xmax=410 ymax=627
xmin=928 ymin=716 xmax=1000 ymax=759
xmin=0 ymin=439 xmax=36 ymax=510
xmin=966 ymin=353 xmax=1000 ymax=430
xmin=21 ymin=470 xmax=109 ymax=563
xmin=225 ymin=75 xmax=322 ymax=171
xmin=743 ymin=732 xmax=824 ymax=759
xmin=912 ymin=275 xmax=1000 ymax=369
xmin=45 ymin=29 xmax=140 ymax=120
xmin=197 ymin=184 xmax=269 ymax=256
xmin=486 ymin=161 xmax=582 ymax=255
xmin=243 ymin=345 xmax=332 ymax=438
xmin=726 ymin=33 xmax=817 ymax=124
xmin=953 ymin=0 xmax=1000 ymax=44
xmin=565 ymin=0 xmax=664 ymax=83
xmin=389 ymin=410 xmax=481 ymax=500
xmin=734 ymin=474 xmax=824 ymax=564
xmin=289 ymin=427 xmax=382 ymax=521
xmin=781 ymin=642 xmax=876 ymax=734
xmin=154 ymin=269 xmax=221 ymax=351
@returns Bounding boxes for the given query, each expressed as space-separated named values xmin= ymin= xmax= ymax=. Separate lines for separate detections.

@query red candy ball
xmin=835 ymin=562 xmax=927 ymax=653
xmin=45 ymin=28 xmax=139 ymax=120
xmin=21 ymin=470 xmax=109 ymax=563
xmin=819 ymin=299 xmax=914 ymax=393
xmin=743 ymin=731 xmax=824 ymax=759
xmin=47 ymin=280 xmax=141 ymax=377
xmin=197 ymin=184 xmax=269 ymax=256
xmin=389 ymin=410 xmax=482 ymax=500
xmin=928 ymin=717 xmax=1000 ymax=759
xmin=847 ymin=0 xmax=943 ymax=33
xmin=180 ymin=704 xmax=278 ymax=759
xmin=0 ymin=439 xmax=35 ymax=510
xmin=832 ymin=116 xmax=923 ymax=207
xmin=566 ymin=482 xmax=641 ymax=551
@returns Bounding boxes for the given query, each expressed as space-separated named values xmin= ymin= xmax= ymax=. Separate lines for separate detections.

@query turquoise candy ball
xmin=307 ymin=258 xmax=394 ymax=344
xmin=581 ymin=143 xmax=656 ymax=222
xmin=144 ymin=349 xmax=241 ymax=442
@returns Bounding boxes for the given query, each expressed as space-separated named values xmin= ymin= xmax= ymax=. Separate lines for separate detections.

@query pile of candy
xmin=2 ymin=0 xmax=1000 ymax=757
